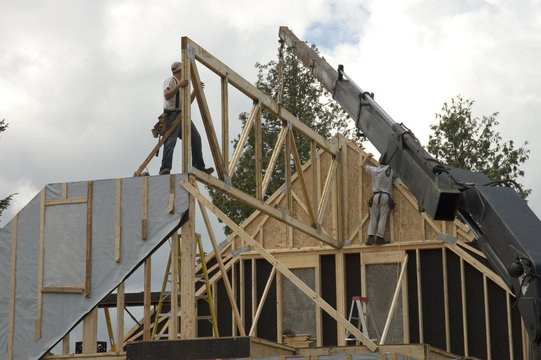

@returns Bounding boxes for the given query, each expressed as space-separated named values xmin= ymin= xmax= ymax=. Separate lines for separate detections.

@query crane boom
xmin=279 ymin=26 xmax=541 ymax=358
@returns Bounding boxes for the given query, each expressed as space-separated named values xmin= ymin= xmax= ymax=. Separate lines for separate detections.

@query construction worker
xmin=361 ymin=152 xmax=394 ymax=245
xmin=159 ymin=61 xmax=214 ymax=175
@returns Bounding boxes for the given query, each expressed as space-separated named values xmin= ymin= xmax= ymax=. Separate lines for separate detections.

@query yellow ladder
xmin=151 ymin=233 xmax=219 ymax=339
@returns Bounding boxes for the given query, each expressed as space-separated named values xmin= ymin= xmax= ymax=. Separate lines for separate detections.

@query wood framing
xmin=9 ymin=33 xmax=530 ymax=360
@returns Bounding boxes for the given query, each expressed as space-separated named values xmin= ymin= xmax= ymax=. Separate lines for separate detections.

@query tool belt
xmin=151 ymin=110 xmax=180 ymax=138
xmin=368 ymin=191 xmax=395 ymax=209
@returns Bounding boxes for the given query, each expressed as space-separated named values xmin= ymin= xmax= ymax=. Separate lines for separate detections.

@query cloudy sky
xmin=2 ymin=0 xmax=541 ymax=231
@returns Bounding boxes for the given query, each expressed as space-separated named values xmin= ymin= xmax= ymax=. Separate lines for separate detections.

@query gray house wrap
xmin=0 ymin=174 xmax=189 ymax=360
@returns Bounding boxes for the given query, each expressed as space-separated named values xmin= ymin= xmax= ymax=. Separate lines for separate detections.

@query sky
xmin=2 ymin=0 xmax=541 ymax=352
xmin=2 ymin=0 xmax=541 ymax=251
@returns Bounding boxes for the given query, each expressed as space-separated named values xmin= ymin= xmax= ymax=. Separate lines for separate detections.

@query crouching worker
xmin=361 ymin=153 xmax=395 ymax=245
xmin=159 ymin=61 xmax=214 ymax=175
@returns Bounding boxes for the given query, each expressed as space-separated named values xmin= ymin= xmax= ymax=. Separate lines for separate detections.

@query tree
xmin=209 ymin=45 xmax=360 ymax=233
xmin=427 ymin=95 xmax=530 ymax=198
xmin=0 ymin=119 xmax=16 ymax=221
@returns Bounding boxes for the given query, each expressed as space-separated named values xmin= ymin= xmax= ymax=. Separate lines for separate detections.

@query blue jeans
xmin=160 ymin=111 xmax=206 ymax=172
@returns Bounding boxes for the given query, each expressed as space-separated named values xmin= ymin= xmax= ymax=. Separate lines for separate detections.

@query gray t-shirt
xmin=365 ymin=165 xmax=393 ymax=193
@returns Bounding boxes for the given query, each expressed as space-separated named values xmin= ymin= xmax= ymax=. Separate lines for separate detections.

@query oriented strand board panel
xmin=0 ymin=174 xmax=189 ymax=360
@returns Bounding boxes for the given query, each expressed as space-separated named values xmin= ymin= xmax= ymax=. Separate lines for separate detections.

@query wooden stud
xmin=262 ymin=126 xmax=288 ymax=196
xmin=143 ymin=258 xmax=151 ymax=341
xmin=35 ymin=188 xmax=45 ymax=341
xmin=115 ymin=178 xmax=122 ymax=263
xmin=285 ymin=127 xmax=293 ymax=249
xmin=8 ymin=215 xmax=18 ymax=360
xmin=62 ymin=334 xmax=70 ymax=355
xmin=41 ymin=286 xmax=85 ymax=293
xmin=116 ymin=282 xmax=125 ymax=353
xmin=190 ymin=59 xmax=225 ymax=179
xmin=181 ymin=180 xmax=196 ymax=340
xmin=461 ymin=257 xmax=469 ymax=357
xmin=142 ymin=176 xmax=148 ymax=240
xmin=506 ymin=292 xmax=514 ymax=360
xmin=86 ymin=181 xmax=93 ymax=297
xmin=170 ymin=232 xmax=179 ymax=339
xmin=335 ymin=252 xmax=346 ymax=345
xmin=44 ymin=197 xmax=87 ymax=206
xmin=380 ymin=255 xmax=409 ymax=344
xmin=317 ymin=158 xmax=338 ymax=224
xmin=252 ymin=258 xmax=257 ymax=329
xmin=240 ymin=259 xmax=246 ymax=334
xmin=181 ymin=41 xmax=192 ymax=174
xmin=443 ymin=248 xmax=450 ymax=352
xmin=232 ymin=258 xmax=237 ymax=335
xmin=401 ymin=257 xmax=410 ymax=344
xmin=62 ymin=182 xmax=67 ymax=199
xmin=315 ymin=255 xmax=322 ymax=347
xmin=249 ymin=266 xmax=277 ymax=336
xmin=255 ymin=102 xmax=262 ymax=200
xmin=483 ymin=275 xmax=491 ymax=360
xmin=416 ymin=248 xmax=423 ymax=343
xmin=276 ymin=271 xmax=283 ymax=343
xmin=222 ymin=75 xmax=229 ymax=174
xmin=289 ymin=130 xmax=317 ymax=226
xmin=167 ymin=174 xmax=175 ymax=214
xmin=228 ymin=103 xmax=258 ymax=176
xmin=82 ymin=307 xmax=98 ymax=354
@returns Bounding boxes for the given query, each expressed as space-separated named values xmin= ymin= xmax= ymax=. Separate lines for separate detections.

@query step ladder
xmin=345 ymin=296 xmax=369 ymax=343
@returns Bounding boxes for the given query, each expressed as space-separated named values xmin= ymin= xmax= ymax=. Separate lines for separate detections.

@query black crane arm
xmin=278 ymin=26 xmax=541 ymax=355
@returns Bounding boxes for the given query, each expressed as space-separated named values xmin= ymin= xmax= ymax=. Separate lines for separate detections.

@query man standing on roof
xmin=361 ymin=152 xmax=394 ymax=245
xmin=159 ymin=61 xmax=214 ymax=175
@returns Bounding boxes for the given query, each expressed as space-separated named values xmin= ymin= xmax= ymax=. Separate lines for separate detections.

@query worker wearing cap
xmin=361 ymin=152 xmax=394 ymax=245
xmin=159 ymin=61 xmax=214 ymax=175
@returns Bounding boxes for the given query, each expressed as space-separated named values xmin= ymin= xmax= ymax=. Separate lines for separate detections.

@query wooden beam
xmin=181 ymin=42 xmax=192 ymax=173
xmin=289 ymin=130 xmax=317 ymax=226
xmin=228 ymin=103 xmax=258 ymax=176
xmin=317 ymin=157 xmax=338 ymax=224
xmin=195 ymin=169 xmax=341 ymax=248
xmin=116 ymin=282 xmax=125 ymax=353
xmin=170 ymin=232 xmax=179 ymax=339
xmin=180 ymin=172 xmax=196 ymax=339
xmin=249 ymin=266 xmax=277 ymax=336
xmin=191 ymin=59 xmax=225 ymax=179
xmin=380 ymin=255 xmax=409 ymax=344
xmin=335 ymin=252 xmax=346 ymax=345
xmin=255 ymin=101 xmax=263 ymax=200
xmin=82 ymin=307 xmax=98 ymax=354
xmin=167 ymin=174 xmax=175 ymax=214
xmin=41 ymin=286 xmax=85 ymax=293
xmin=143 ymin=258 xmax=151 ymax=341
xmin=222 ymin=75 xmax=229 ymax=175
xmin=181 ymin=180 xmax=377 ymax=351
xmin=44 ymin=197 xmax=87 ymax=206
xmin=262 ymin=126 xmax=287 ymax=196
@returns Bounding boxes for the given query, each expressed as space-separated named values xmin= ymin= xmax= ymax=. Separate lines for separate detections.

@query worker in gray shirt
xmin=361 ymin=153 xmax=394 ymax=245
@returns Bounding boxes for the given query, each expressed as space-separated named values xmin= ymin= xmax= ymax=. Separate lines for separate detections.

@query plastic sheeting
xmin=0 ymin=174 xmax=189 ymax=360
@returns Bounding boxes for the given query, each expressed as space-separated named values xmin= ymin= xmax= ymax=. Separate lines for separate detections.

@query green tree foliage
xmin=209 ymin=45 xmax=359 ymax=234
xmin=427 ymin=96 xmax=530 ymax=197
xmin=0 ymin=119 xmax=16 ymax=220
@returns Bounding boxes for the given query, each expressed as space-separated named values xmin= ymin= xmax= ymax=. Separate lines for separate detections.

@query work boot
xmin=366 ymin=235 xmax=375 ymax=245
xmin=375 ymin=236 xmax=389 ymax=245
xmin=197 ymin=166 xmax=214 ymax=175
xmin=159 ymin=168 xmax=171 ymax=175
